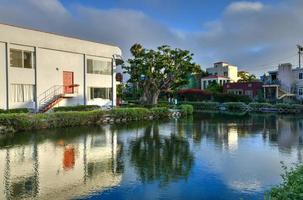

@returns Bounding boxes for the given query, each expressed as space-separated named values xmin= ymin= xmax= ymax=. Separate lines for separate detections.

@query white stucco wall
xmin=0 ymin=23 xmax=121 ymax=110
xmin=0 ymin=42 xmax=6 ymax=109
xmin=206 ymin=62 xmax=239 ymax=83
xmin=277 ymin=64 xmax=295 ymax=91
xmin=37 ymin=48 xmax=85 ymax=108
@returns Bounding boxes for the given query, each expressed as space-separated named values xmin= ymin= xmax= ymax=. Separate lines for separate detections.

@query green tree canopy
xmin=123 ymin=44 xmax=200 ymax=105
xmin=238 ymin=71 xmax=257 ymax=82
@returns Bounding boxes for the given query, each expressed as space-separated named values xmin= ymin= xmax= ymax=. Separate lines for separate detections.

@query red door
xmin=63 ymin=71 xmax=74 ymax=94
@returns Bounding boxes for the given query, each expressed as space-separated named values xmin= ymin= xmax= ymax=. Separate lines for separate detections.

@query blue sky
xmin=0 ymin=0 xmax=302 ymax=75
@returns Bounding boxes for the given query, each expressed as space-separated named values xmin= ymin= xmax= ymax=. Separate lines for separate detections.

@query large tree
xmin=123 ymin=44 xmax=200 ymax=105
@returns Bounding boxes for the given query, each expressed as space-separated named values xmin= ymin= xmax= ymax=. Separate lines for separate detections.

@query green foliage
xmin=181 ymin=101 xmax=220 ymax=111
xmin=179 ymin=104 xmax=194 ymax=116
xmin=111 ymin=108 xmax=151 ymax=120
xmin=248 ymin=103 xmax=274 ymax=110
xmin=123 ymin=43 xmax=200 ymax=105
xmin=266 ymin=163 xmax=303 ymax=200
xmin=0 ymin=110 xmax=106 ymax=131
xmin=223 ymin=102 xmax=248 ymax=111
xmin=53 ymin=105 xmax=100 ymax=112
xmin=238 ymin=71 xmax=257 ymax=82
xmin=213 ymin=93 xmax=252 ymax=103
xmin=150 ymin=107 xmax=170 ymax=118
xmin=0 ymin=108 xmax=29 ymax=114
xmin=205 ymin=82 xmax=223 ymax=93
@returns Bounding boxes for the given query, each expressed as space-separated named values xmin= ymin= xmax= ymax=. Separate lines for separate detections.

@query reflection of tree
xmin=130 ymin=124 xmax=194 ymax=186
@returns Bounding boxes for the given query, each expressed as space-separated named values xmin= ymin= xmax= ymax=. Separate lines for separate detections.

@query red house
xmin=223 ymin=82 xmax=263 ymax=99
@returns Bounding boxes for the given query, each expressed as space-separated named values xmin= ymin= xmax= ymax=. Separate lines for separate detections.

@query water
xmin=0 ymin=113 xmax=303 ymax=200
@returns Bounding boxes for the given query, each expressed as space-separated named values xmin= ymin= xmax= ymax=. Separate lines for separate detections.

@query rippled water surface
xmin=1 ymin=113 xmax=303 ymax=200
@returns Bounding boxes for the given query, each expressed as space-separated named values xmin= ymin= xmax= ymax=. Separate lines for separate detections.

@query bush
xmin=181 ymin=101 xmax=220 ymax=111
xmin=248 ymin=102 xmax=274 ymax=110
xmin=0 ymin=108 xmax=29 ymax=114
xmin=179 ymin=104 xmax=194 ymax=116
xmin=274 ymin=103 xmax=295 ymax=110
xmin=223 ymin=102 xmax=248 ymax=111
xmin=266 ymin=164 xmax=303 ymax=200
xmin=213 ymin=93 xmax=252 ymax=103
xmin=111 ymin=108 xmax=151 ymax=120
xmin=151 ymin=107 xmax=170 ymax=118
xmin=53 ymin=105 xmax=100 ymax=112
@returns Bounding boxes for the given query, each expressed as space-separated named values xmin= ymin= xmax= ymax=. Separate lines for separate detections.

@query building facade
xmin=201 ymin=75 xmax=230 ymax=90
xmin=263 ymin=63 xmax=303 ymax=101
xmin=206 ymin=62 xmax=239 ymax=83
xmin=223 ymin=82 xmax=263 ymax=99
xmin=0 ymin=23 xmax=122 ymax=112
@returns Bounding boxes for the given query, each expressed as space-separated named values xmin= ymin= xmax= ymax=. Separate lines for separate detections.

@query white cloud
xmin=226 ymin=1 xmax=264 ymax=13
xmin=0 ymin=0 xmax=302 ymax=75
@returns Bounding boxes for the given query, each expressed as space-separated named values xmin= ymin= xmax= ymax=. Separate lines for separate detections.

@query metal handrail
xmin=38 ymin=85 xmax=80 ymax=111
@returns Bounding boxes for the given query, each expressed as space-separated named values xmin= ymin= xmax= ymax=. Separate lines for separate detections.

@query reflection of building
xmin=0 ymin=130 xmax=122 ymax=200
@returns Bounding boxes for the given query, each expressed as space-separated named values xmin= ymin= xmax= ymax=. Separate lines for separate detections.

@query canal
xmin=0 ymin=113 xmax=302 ymax=200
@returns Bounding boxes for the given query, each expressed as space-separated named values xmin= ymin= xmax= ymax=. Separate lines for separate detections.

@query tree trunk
xmin=141 ymin=80 xmax=160 ymax=105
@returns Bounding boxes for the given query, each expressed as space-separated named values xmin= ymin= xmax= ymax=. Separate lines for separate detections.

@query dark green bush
xmin=223 ymin=102 xmax=248 ymax=111
xmin=274 ymin=103 xmax=295 ymax=110
xmin=53 ymin=105 xmax=100 ymax=112
xmin=0 ymin=108 xmax=29 ymax=114
xmin=150 ymin=107 xmax=170 ymax=118
xmin=266 ymin=164 xmax=303 ymax=200
xmin=181 ymin=101 xmax=220 ymax=111
xmin=213 ymin=93 xmax=252 ymax=103
xmin=111 ymin=108 xmax=151 ymax=120
xmin=248 ymin=102 xmax=274 ymax=110
xmin=179 ymin=104 xmax=194 ymax=116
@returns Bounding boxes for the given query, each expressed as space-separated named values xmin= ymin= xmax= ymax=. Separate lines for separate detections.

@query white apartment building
xmin=0 ymin=23 xmax=123 ymax=112
xmin=263 ymin=63 xmax=303 ymax=101
xmin=201 ymin=75 xmax=230 ymax=90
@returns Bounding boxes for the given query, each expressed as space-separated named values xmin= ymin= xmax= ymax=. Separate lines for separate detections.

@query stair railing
xmin=38 ymin=85 xmax=64 ymax=111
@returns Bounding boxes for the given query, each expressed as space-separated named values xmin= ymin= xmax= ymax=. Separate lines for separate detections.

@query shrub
xmin=53 ymin=105 xmax=100 ymax=112
xmin=151 ymin=107 xmax=170 ymax=118
xmin=223 ymin=102 xmax=248 ymax=111
xmin=179 ymin=104 xmax=194 ymax=116
xmin=274 ymin=103 xmax=295 ymax=110
xmin=266 ymin=164 xmax=303 ymax=200
xmin=0 ymin=108 xmax=29 ymax=114
xmin=181 ymin=101 xmax=220 ymax=111
xmin=111 ymin=108 xmax=151 ymax=120
xmin=177 ymin=89 xmax=212 ymax=101
xmin=248 ymin=103 xmax=274 ymax=110
xmin=213 ymin=93 xmax=252 ymax=103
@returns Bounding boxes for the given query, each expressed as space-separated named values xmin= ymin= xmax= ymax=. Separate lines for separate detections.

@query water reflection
xmin=0 ymin=126 xmax=123 ymax=200
xmin=130 ymin=124 xmax=194 ymax=186
xmin=0 ymin=113 xmax=302 ymax=200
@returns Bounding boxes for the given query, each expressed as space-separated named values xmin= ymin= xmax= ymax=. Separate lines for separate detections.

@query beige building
xmin=0 ymin=23 xmax=123 ymax=112
xmin=206 ymin=62 xmax=239 ymax=83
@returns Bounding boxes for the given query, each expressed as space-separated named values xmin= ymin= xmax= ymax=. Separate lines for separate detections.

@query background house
xmin=223 ymin=82 xmax=263 ymax=99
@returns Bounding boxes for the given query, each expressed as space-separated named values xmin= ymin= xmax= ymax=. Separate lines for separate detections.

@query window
xmin=299 ymin=73 xmax=303 ymax=80
xmin=89 ymin=87 xmax=112 ymax=100
xmin=299 ymin=88 xmax=303 ymax=96
xmin=224 ymin=72 xmax=228 ymax=77
xmin=10 ymin=49 xmax=33 ymax=69
xmin=87 ymin=59 xmax=111 ymax=75
xmin=11 ymin=84 xmax=35 ymax=102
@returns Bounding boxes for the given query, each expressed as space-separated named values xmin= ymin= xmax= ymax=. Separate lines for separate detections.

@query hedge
xmin=0 ymin=108 xmax=29 ymax=114
xmin=223 ymin=102 xmax=248 ymax=111
xmin=179 ymin=104 xmax=194 ymax=116
xmin=181 ymin=101 xmax=220 ymax=111
xmin=0 ymin=107 xmax=170 ymax=132
xmin=53 ymin=105 xmax=100 ymax=112
xmin=266 ymin=164 xmax=303 ymax=199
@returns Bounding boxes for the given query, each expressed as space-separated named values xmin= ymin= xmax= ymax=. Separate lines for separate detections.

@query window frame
xmin=87 ymin=59 xmax=112 ymax=75
xmin=299 ymin=73 xmax=303 ymax=80
xmin=89 ymin=87 xmax=112 ymax=100
xmin=10 ymin=49 xmax=34 ymax=69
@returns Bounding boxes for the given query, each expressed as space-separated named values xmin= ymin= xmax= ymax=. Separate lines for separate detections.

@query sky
xmin=0 ymin=0 xmax=302 ymax=75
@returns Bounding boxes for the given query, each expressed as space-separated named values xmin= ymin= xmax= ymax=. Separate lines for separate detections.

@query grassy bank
xmin=0 ymin=107 xmax=170 ymax=133
xmin=266 ymin=164 xmax=303 ymax=200
xmin=180 ymin=101 xmax=303 ymax=113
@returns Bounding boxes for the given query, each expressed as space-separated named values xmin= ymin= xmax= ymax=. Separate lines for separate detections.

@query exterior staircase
xmin=277 ymin=84 xmax=296 ymax=100
xmin=38 ymin=85 xmax=78 ymax=113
